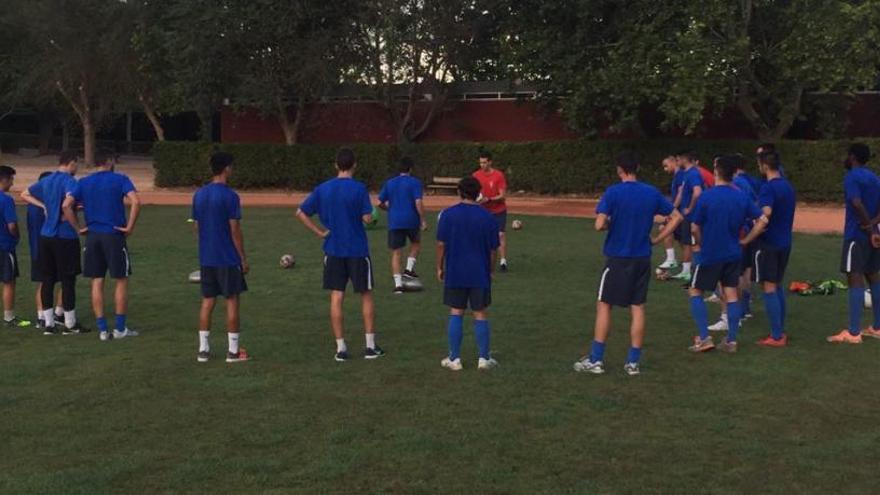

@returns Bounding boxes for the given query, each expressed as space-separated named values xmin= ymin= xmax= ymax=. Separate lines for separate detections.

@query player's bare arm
xmin=229 ymin=219 xmax=248 ymax=274
xmin=852 ymin=197 xmax=874 ymax=231
xmin=20 ymin=189 xmax=46 ymax=215
xmin=61 ymin=194 xmax=86 ymax=234
xmin=672 ymin=184 xmax=683 ymax=209
xmin=115 ymin=190 xmax=141 ymax=236
xmin=652 ymin=210 xmax=683 ymax=245
xmin=691 ymin=223 xmax=702 ymax=246
xmin=7 ymin=222 xmax=18 ymax=239
xmin=595 ymin=213 xmax=609 ymax=231
xmin=436 ymin=241 xmax=446 ymax=281
xmin=416 ymin=198 xmax=427 ymax=230
xmin=740 ymin=206 xmax=772 ymax=245
xmin=295 ymin=208 xmax=329 ymax=238
xmin=377 ymin=200 xmax=389 ymax=211
xmin=684 ymin=185 xmax=701 ymax=215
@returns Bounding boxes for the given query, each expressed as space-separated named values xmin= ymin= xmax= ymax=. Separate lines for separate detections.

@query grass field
xmin=1 ymin=205 xmax=879 ymax=494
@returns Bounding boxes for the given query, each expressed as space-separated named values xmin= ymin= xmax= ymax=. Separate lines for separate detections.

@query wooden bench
xmin=426 ymin=176 xmax=459 ymax=195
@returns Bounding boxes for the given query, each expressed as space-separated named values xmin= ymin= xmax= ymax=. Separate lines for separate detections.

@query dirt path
xmin=1 ymin=153 xmax=845 ymax=234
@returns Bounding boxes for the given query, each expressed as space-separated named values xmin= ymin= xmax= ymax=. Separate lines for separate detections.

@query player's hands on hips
xmin=436 ymin=267 xmax=444 ymax=282
xmin=241 ymin=260 xmax=250 ymax=274
xmin=871 ymin=233 xmax=880 ymax=249
xmin=421 ymin=221 xmax=428 ymax=232
xmin=320 ymin=229 xmax=330 ymax=239
xmin=78 ymin=226 xmax=88 ymax=235
xmin=114 ymin=225 xmax=134 ymax=237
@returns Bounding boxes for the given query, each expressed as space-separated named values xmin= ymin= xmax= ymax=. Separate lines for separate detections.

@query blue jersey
xmin=596 ymin=181 xmax=674 ymax=258
xmin=670 ymin=169 xmax=684 ymax=200
xmin=300 ymin=177 xmax=372 ymax=258
xmin=28 ymin=171 xmax=78 ymax=239
xmin=692 ymin=185 xmax=762 ymax=265
xmin=71 ymin=170 xmax=136 ymax=235
xmin=678 ymin=167 xmax=704 ymax=215
xmin=26 ymin=204 xmax=44 ymax=258
xmin=732 ymin=173 xmax=757 ymax=202
xmin=758 ymin=177 xmax=796 ymax=249
xmin=378 ymin=175 xmax=423 ymax=230
xmin=0 ymin=192 xmax=18 ymax=252
xmin=192 ymin=183 xmax=242 ymax=267
xmin=843 ymin=167 xmax=880 ymax=242
xmin=746 ymin=173 xmax=763 ymax=196
xmin=436 ymin=203 xmax=499 ymax=289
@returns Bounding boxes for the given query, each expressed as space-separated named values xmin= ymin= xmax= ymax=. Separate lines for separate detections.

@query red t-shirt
xmin=698 ymin=166 xmax=715 ymax=188
xmin=473 ymin=168 xmax=507 ymax=214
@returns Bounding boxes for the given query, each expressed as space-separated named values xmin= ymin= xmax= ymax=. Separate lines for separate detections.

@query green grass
xmin=1 ymin=206 xmax=879 ymax=494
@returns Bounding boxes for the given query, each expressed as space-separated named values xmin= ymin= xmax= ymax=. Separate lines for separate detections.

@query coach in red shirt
xmin=473 ymin=150 xmax=509 ymax=272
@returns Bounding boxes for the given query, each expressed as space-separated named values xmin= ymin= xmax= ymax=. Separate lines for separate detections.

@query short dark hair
xmin=399 ymin=157 xmax=414 ymax=173
xmin=676 ymin=150 xmax=699 ymax=162
xmin=210 ymin=152 xmax=234 ymax=176
xmin=38 ymin=171 xmax=52 ymax=181
xmin=616 ymin=151 xmax=639 ymax=175
xmin=757 ymin=150 xmax=780 ymax=170
xmin=731 ymin=153 xmax=747 ymax=171
xmin=336 ymin=147 xmax=356 ymax=171
xmin=94 ymin=152 xmax=114 ymax=167
xmin=458 ymin=176 xmax=481 ymax=201
xmin=0 ymin=165 xmax=16 ymax=180
xmin=59 ymin=150 xmax=78 ymax=165
xmin=849 ymin=143 xmax=871 ymax=164
xmin=714 ymin=155 xmax=737 ymax=182
xmin=479 ymin=150 xmax=493 ymax=161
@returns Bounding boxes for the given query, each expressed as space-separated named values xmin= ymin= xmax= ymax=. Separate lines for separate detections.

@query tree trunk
xmin=197 ymin=104 xmax=214 ymax=142
xmin=37 ymin=111 xmax=55 ymax=155
xmin=277 ymin=100 xmax=299 ymax=145
xmin=82 ymin=115 xmax=96 ymax=166
xmin=140 ymin=94 xmax=165 ymax=141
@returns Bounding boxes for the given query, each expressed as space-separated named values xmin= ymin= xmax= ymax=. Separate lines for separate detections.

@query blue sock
xmin=96 ymin=317 xmax=108 ymax=333
xmin=776 ymin=287 xmax=786 ymax=329
xmin=870 ymin=282 xmax=880 ymax=329
xmin=447 ymin=315 xmax=463 ymax=360
xmin=689 ymin=296 xmax=709 ymax=340
xmin=626 ymin=346 xmax=641 ymax=364
xmin=589 ymin=340 xmax=606 ymax=363
xmin=474 ymin=320 xmax=491 ymax=359
xmin=763 ymin=292 xmax=783 ymax=340
xmin=727 ymin=301 xmax=741 ymax=343
xmin=742 ymin=289 xmax=751 ymax=315
xmin=115 ymin=314 xmax=126 ymax=331
xmin=849 ymin=287 xmax=865 ymax=336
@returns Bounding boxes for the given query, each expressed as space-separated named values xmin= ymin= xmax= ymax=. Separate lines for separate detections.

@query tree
xmin=349 ymin=0 xmax=503 ymax=143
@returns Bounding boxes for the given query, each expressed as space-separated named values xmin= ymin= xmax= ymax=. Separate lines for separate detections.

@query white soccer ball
xmin=866 ymin=289 xmax=873 ymax=309
xmin=280 ymin=254 xmax=295 ymax=269
xmin=511 ymin=219 xmax=523 ymax=230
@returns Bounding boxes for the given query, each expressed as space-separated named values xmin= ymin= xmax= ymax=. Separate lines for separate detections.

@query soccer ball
xmin=654 ymin=267 xmax=671 ymax=281
xmin=279 ymin=254 xmax=295 ymax=269
xmin=511 ymin=219 xmax=523 ymax=230
xmin=187 ymin=270 xmax=201 ymax=283
xmin=866 ymin=289 xmax=873 ymax=309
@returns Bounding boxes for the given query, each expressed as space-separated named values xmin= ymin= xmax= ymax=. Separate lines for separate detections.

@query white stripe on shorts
xmin=847 ymin=241 xmax=856 ymax=273
xmin=366 ymin=257 xmax=373 ymax=291
xmin=123 ymin=247 xmax=131 ymax=275
xmin=8 ymin=252 xmax=14 ymax=273
xmin=754 ymin=250 xmax=761 ymax=282
xmin=691 ymin=265 xmax=700 ymax=289
xmin=597 ymin=267 xmax=610 ymax=301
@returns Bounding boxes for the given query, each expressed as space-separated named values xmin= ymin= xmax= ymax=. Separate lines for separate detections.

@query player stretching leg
xmin=687 ymin=156 xmax=762 ymax=353
xmin=64 ymin=153 xmax=141 ymax=341
xmin=378 ymin=157 xmax=427 ymax=293
xmin=437 ymin=177 xmax=500 ymax=371
xmin=297 ymin=148 xmax=383 ymax=361
xmin=828 ymin=143 xmax=880 ymax=343
xmin=658 ymin=155 xmax=683 ymax=270
xmin=574 ymin=152 xmax=682 ymax=375
xmin=192 ymin=152 xmax=250 ymax=363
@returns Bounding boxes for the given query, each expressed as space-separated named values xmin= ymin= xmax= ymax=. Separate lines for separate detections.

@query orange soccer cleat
xmin=756 ymin=334 xmax=788 ymax=347
xmin=826 ymin=330 xmax=862 ymax=344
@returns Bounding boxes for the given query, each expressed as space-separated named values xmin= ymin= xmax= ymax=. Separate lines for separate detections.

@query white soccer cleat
xmin=113 ymin=328 xmax=139 ymax=339
xmin=478 ymin=357 xmax=498 ymax=370
xmin=99 ymin=331 xmax=111 ymax=342
xmin=704 ymin=293 xmax=721 ymax=303
xmin=573 ymin=358 xmax=604 ymax=374
xmin=708 ymin=316 xmax=729 ymax=332
xmin=657 ymin=260 xmax=678 ymax=270
xmin=441 ymin=357 xmax=463 ymax=371
xmin=623 ymin=362 xmax=640 ymax=376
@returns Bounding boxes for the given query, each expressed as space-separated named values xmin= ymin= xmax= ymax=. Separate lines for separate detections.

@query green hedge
xmin=153 ymin=139 xmax=880 ymax=202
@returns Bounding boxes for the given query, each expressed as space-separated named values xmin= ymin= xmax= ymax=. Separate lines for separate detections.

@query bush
xmin=153 ymin=139 xmax=880 ymax=202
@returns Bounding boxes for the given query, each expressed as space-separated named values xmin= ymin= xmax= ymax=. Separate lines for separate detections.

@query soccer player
xmin=671 ymin=150 xmax=704 ymax=281
xmin=737 ymin=150 xmax=796 ymax=346
xmin=827 ymin=143 xmax=880 ymax=343
xmin=687 ymin=155 xmax=763 ymax=353
xmin=658 ymin=155 xmax=682 ymax=270
xmin=574 ymin=152 xmax=682 ymax=375
xmin=64 ymin=153 xmax=141 ymax=341
xmin=21 ymin=150 xmax=88 ymax=335
xmin=297 ymin=147 xmax=384 ymax=361
xmin=192 ymin=152 xmax=250 ymax=363
xmin=0 ymin=166 xmax=29 ymax=327
xmin=436 ymin=176 xmax=500 ymax=371
xmin=27 ymin=171 xmax=62 ymax=328
xmin=377 ymin=157 xmax=427 ymax=293
xmin=473 ymin=150 xmax=509 ymax=272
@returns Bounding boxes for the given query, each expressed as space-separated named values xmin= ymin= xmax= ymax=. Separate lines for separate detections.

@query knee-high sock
xmin=690 ymin=296 xmax=709 ymax=340
xmin=61 ymin=277 xmax=76 ymax=311
xmin=871 ymin=282 xmax=880 ymax=329
xmin=474 ymin=320 xmax=490 ymax=359
xmin=40 ymin=282 xmax=55 ymax=314
xmin=776 ymin=286 xmax=786 ymax=329
xmin=727 ymin=301 xmax=742 ymax=343
xmin=849 ymin=287 xmax=865 ymax=336
xmin=742 ymin=289 xmax=751 ymax=315
xmin=763 ymin=292 xmax=783 ymax=340
xmin=447 ymin=315 xmax=463 ymax=360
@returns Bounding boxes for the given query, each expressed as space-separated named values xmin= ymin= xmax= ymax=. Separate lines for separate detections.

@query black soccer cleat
xmin=393 ymin=285 xmax=405 ymax=294
xmin=364 ymin=345 xmax=385 ymax=359
xmin=403 ymin=269 xmax=419 ymax=279
xmin=62 ymin=323 xmax=91 ymax=335
xmin=43 ymin=326 xmax=59 ymax=336
xmin=499 ymin=262 xmax=508 ymax=273
xmin=335 ymin=350 xmax=350 ymax=362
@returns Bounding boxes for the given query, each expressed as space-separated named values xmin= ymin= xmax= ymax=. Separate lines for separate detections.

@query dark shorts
xmin=388 ymin=228 xmax=421 ymax=250
xmin=30 ymin=256 xmax=40 ymax=282
xmin=741 ymin=242 xmax=755 ymax=275
xmin=691 ymin=261 xmax=740 ymax=291
xmin=493 ymin=212 xmax=507 ymax=233
xmin=753 ymin=243 xmax=791 ymax=284
xmin=83 ymin=233 xmax=131 ymax=279
xmin=840 ymin=238 xmax=880 ymax=274
xmin=323 ymin=256 xmax=374 ymax=293
xmin=201 ymin=265 xmax=247 ymax=298
xmin=0 ymin=250 xmax=19 ymax=283
xmin=597 ymin=257 xmax=650 ymax=307
xmin=673 ymin=219 xmax=695 ymax=245
xmin=444 ymin=287 xmax=492 ymax=311
xmin=38 ymin=236 xmax=81 ymax=283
